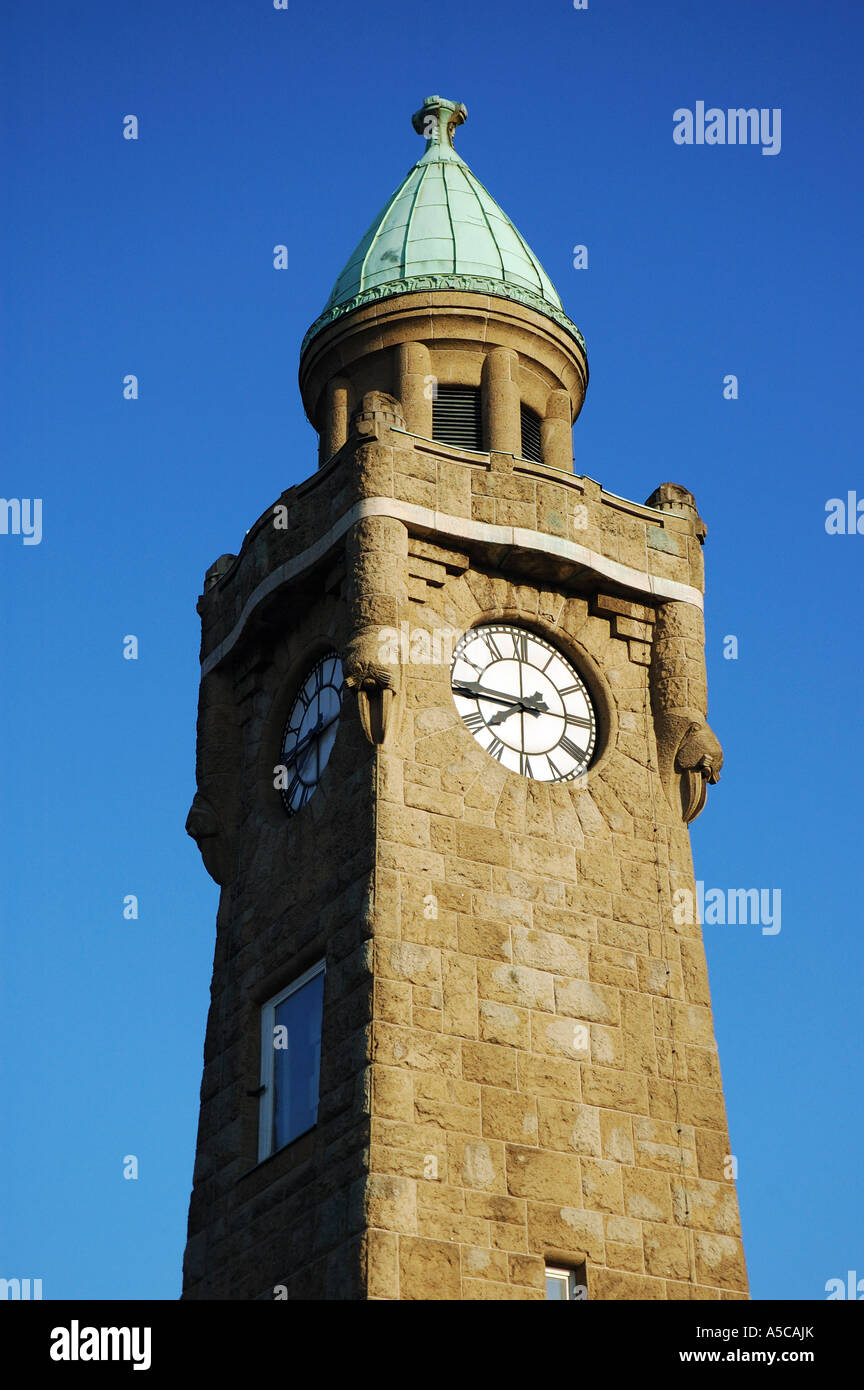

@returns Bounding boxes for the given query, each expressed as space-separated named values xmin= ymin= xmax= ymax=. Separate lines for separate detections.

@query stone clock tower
xmin=182 ymin=96 xmax=748 ymax=1300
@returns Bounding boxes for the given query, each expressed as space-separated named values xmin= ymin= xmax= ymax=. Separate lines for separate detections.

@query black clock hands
xmin=452 ymin=680 xmax=550 ymax=721
xmin=486 ymin=693 xmax=549 ymax=725
xmin=285 ymin=711 xmax=339 ymax=769
xmin=450 ymin=626 xmax=597 ymax=785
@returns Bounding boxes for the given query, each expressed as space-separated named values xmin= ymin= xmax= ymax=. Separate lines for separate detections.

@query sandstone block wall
xmin=361 ymin=539 xmax=747 ymax=1300
xmin=183 ymin=421 xmax=746 ymax=1300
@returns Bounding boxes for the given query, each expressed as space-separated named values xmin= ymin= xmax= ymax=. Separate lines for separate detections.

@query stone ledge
xmin=201 ymin=499 xmax=704 ymax=676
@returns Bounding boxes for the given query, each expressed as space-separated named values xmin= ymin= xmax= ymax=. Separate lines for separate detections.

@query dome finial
xmin=301 ymin=93 xmax=586 ymax=358
xmin=411 ymin=95 xmax=467 ymax=155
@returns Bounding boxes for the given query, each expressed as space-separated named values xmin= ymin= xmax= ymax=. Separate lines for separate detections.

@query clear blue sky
xmin=2 ymin=0 xmax=862 ymax=1301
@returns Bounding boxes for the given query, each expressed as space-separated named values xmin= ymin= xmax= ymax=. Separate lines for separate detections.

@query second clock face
xmin=280 ymin=652 xmax=344 ymax=815
xmin=451 ymin=624 xmax=597 ymax=782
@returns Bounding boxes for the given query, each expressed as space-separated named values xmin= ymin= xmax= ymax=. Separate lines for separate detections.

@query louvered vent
xmin=432 ymin=385 xmax=482 ymax=451
xmin=520 ymin=404 xmax=542 ymax=463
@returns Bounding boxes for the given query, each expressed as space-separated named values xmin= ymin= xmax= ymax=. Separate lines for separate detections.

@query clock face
xmin=451 ymin=624 xmax=597 ymax=782
xmin=280 ymin=652 xmax=344 ymax=815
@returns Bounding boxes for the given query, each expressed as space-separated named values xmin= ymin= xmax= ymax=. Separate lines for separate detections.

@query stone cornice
xmin=301 ymin=275 xmax=587 ymax=357
xmin=200 ymin=498 xmax=703 ymax=678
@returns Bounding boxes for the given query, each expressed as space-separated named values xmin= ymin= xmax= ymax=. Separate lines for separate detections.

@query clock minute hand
xmin=452 ymin=680 xmax=531 ymax=706
xmin=285 ymin=717 xmax=322 ymax=766
xmin=453 ymin=681 xmax=550 ymax=714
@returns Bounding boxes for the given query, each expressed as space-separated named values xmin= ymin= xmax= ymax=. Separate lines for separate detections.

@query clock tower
xmin=182 ymin=95 xmax=748 ymax=1300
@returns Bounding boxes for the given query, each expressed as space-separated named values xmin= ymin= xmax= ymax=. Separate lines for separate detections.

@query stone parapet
xmin=195 ymin=422 xmax=707 ymax=677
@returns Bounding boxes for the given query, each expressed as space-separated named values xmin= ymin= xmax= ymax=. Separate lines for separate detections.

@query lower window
xmin=258 ymin=961 xmax=325 ymax=1161
xmin=545 ymin=1264 xmax=587 ymax=1300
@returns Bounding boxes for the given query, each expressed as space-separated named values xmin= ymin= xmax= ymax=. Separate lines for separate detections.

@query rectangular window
xmin=545 ymin=1264 xmax=587 ymax=1300
xmin=258 ymin=961 xmax=325 ymax=1161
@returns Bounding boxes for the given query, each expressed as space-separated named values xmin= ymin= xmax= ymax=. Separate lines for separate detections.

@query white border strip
xmin=201 ymin=497 xmax=702 ymax=675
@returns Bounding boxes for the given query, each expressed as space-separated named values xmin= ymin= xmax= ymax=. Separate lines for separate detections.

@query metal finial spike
xmin=411 ymin=95 xmax=467 ymax=151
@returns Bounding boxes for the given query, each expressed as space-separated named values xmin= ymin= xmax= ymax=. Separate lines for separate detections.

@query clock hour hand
xmin=284 ymin=712 xmax=336 ymax=768
xmin=486 ymin=692 xmax=549 ymax=725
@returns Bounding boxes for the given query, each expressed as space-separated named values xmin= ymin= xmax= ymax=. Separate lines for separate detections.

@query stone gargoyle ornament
xmin=649 ymin=597 xmax=724 ymax=825
xmin=342 ymin=628 xmax=402 ymax=746
xmin=671 ymin=714 xmax=724 ymax=823
xmin=644 ymin=486 xmax=723 ymax=825
xmin=186 ymin=790 xmax=233 ymax=886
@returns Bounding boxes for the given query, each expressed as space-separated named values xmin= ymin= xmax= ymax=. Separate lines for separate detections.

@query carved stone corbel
xmin=675 ymin=719 xmax=723 ymax=820
xmin=343 ymin=629 xmax=400 ymax=745
xmin=186 ymin=790 xmax=233 ymax=886
xmin=650 ymin=599 xmax=723 ymax=824
xmin=185 ymin=669 xmax=240 ymax=885
xmin=344 ymin=509 xmax=408 ymax=747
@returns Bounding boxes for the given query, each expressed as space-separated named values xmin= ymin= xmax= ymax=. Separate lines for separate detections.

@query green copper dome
xmin=302 ymin=96 xmax=584 ymax=355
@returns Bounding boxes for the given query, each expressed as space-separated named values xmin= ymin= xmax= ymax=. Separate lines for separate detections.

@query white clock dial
xmin=280 ymin=653 xmax=343 ymax=815
xmin=451 ymin=624 xmax=596 ymax=782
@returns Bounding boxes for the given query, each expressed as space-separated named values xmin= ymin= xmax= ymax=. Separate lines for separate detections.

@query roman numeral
xmin=514 ymin=631 xmax=528 ymax=662
xmin=463 ymin=711 xmax=485 ymax=731
xmin=484 ymin=632 xmax=506 ymax=662
xmin=559 ymin=736 xmax=587 ymax=764
xmin=559 ymin=683 xmax=583 ymax=696
xmin=546 ymin=754 xmax=563 ymax=780
xmin=564 ymin=713 xmax=592 ymax=729
xmin=487 ymin=736 xmax=505 ymax=762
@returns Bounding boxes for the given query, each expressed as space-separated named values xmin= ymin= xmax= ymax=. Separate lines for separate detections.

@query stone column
xmin=320 ymin=376 xmax=351 ymax=467
xmin=396 ymin=341 xmax=433 ymax=438
xmin=541 ymin=387 xmax=573 ymax=470
xmin=481 ymin=347 xmax=520 ymax=455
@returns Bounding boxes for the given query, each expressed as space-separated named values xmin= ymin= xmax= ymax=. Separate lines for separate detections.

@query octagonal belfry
xmin=182 ymin=95 xmax=747 ymax=1301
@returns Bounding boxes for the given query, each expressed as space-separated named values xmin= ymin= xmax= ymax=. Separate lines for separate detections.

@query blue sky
xmin=1 ymin=0 xmax=861 ymax=1300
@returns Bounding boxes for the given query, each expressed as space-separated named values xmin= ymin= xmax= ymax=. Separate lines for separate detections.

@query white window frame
xmin=258 ymin=959 xmax=325 ymax=1162
xmin=545 ymin=1264 xmax=585 ymax=1300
